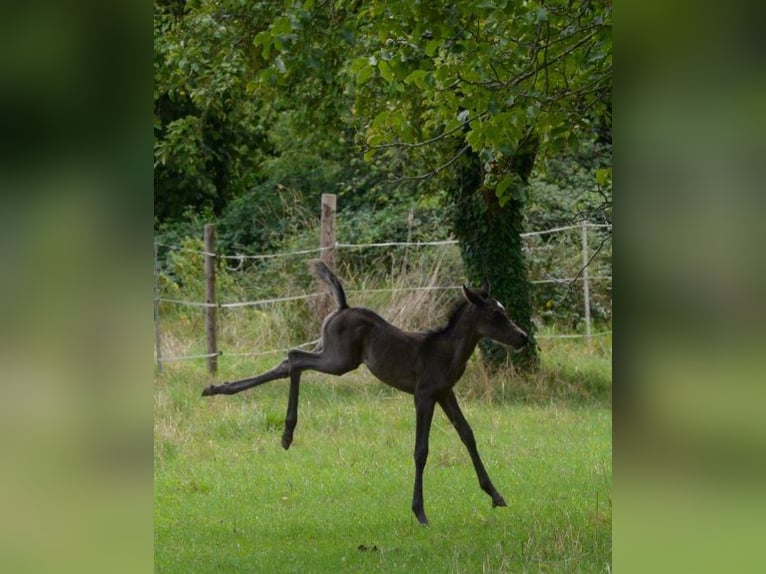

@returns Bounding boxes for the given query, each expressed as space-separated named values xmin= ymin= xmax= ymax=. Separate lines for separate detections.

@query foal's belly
xmin=344 ymin=310 xmax=422 ymax=394
xmin=362 ymin=345 xmax=418 ymax=394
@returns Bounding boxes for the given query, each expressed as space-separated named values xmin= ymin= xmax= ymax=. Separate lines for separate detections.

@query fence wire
xmin=154 ymin=222 xmax=611 ymax=364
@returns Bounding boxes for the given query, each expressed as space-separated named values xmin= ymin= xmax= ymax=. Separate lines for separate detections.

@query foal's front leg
xmin=438 ymin=390 xmax=507 ymax=508
xmin=411 ymin=393 xmax=436 ymax=526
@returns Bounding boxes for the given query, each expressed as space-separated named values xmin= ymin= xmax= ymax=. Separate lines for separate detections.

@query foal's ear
xmin=481 ymin=278 xmax=491 ymax=295
xmin=462 ymin=284 xmax=484 ymax=305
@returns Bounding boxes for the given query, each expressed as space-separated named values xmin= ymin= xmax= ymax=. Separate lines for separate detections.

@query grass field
xmin=154 ymin=334 xmax=611 ymax=573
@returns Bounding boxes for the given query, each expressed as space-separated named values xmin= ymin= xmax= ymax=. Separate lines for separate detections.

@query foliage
xmin=349 ymin=1 xmax=611 ymax=198
xmin=525 ymin=227 xmax=612 ymax=330
xmin=524 ymin=135 xmax=612 ymax=328
xmin=216 ymin=180 xmax=315 ymax=256
xmin=154 ymin=0 xmax=612 ymax=224
xmin=157 ymin=235 xmax=240 ymax=315
xmin=154 ymin=205 xmax=213 ymax=255
xmin=527 ymin=139 xmax=611 ymax=229
xmin=244 ymin=0 xmax=611 ymax=194
xmin=154 ymin=0 xmax=276 ymax=220
xmin=153 ymin=0 xmax=612 ymax=359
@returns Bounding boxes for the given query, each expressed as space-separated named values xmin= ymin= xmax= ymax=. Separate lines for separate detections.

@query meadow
xmin=154 ymin=331 xmax=611 ymax=573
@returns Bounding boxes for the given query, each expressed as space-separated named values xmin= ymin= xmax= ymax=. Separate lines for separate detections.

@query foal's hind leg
xmin=280 ymin=348 xmax=361 ymax=450
xmin=202 ymin=359 xmax=290 ymax=396
xmin=411 ymin=392 xmax=437 ymax=525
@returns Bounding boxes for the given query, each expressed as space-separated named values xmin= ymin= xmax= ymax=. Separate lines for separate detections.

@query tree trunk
xmin=448 ymin=135 xmax=539 ymax=371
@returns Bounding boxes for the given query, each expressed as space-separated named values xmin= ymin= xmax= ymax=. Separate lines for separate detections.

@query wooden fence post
xmin=315 ymin=194 xmax=338 ymax=324
xmin=580 ymin=219 xmax=591 ymax=339
xmin=204 ymin=224 xmax=218 ymax=374
xmin=154 ymin=243 xmax=163 ymax=374
xmin=320 ymin=193 xmax=337 ymax=269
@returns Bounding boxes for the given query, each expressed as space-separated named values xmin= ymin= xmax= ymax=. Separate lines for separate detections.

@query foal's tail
xmin=310 ymin=260 xmax=348 ymax=310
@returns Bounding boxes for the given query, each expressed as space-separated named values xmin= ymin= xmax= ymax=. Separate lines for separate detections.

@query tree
xmin=449 ymin=131 xmax=541 ymax=369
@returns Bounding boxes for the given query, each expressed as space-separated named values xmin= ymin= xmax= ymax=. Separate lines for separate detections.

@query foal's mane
xmin=425 ymin=285 xmax=491 ymax=338
xmin=426 ymin=297 xmax=469 ymax=338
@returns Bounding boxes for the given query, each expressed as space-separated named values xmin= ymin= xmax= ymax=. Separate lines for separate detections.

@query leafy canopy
xmin=249 ymin=0 xmax=611 ymax=204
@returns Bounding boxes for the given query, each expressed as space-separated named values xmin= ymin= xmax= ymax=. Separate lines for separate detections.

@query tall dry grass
xmin=156 ymin=239 xmax=610 ymax=406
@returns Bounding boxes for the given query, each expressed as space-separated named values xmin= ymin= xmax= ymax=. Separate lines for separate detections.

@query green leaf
xmin=433 ymin=64 xmax=451 ymax=84
xmin=596 ymin=167 xmax=612 ymax=186
xmin=253 ymin=31 xmax=271 ymax=47
xmin=253 ymin=31 xmax=272 ymax=58
xmin=465 ymin=126 xmax=484 ymax=151
xmin=404 ymin=69 xmax=428 ymax=89
xmin=349 ymin=57 xmax=368 ymax=74
xmin=366 ymin=132 xmax=385 ymax=146
xmin=371 ymin=111 xmax=390 ymax=130
xmin=496 ymin=174 xmax=527 ymax=205
xmin=386 ymin=110 xmax=405 ymax=132
xmin=272 ymin=17 xmax=291 ymax=36
xmin=444 ymin=117 xmax=463 ymax=135
xmin=378 ymin=60 xmax=394 ymax=83
xmin=425 ymin=39 xmax=441 ymax=57
xmin=496 ymin=175 xmax=514 ymax=201
xmin=356 ymin=64 xmax=375 ymax=84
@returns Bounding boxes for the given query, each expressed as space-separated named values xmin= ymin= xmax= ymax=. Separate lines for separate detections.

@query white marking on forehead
xmin=495 ymin=300 xmax=505 ymax=311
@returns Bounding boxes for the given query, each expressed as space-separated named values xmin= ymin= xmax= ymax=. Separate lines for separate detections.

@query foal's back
xmin=322 ymin=306 xmax=424 ymax=394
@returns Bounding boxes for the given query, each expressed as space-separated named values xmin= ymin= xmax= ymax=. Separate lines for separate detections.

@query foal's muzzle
xmin=504 ymin=327 xmax=528 ymax=349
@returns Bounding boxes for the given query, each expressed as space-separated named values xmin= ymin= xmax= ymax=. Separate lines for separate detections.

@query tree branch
xmin=387 ymin=144 xmax=470 ymax=182
xmin=367 ymin=112 xmax=488 ymax=150
xmin=567 ymin=227 xmax=612 ymax=290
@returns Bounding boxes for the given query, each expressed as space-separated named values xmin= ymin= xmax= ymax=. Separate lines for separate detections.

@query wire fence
xmin=154 ymin=196 xmax=611 ymax=371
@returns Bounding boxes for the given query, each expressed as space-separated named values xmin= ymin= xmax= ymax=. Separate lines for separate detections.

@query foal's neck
xmin=435 ymin=306 xmax=482 ymax=373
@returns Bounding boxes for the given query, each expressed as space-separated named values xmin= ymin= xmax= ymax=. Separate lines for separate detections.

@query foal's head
xmin=461 ymin=279 xmax=528 ymax=349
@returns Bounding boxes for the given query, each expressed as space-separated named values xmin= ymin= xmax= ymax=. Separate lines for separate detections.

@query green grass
xmin=155 ymin=346 xmax=611 ymax=573
xmin=156 ymin=244 xmax=611 ymax=571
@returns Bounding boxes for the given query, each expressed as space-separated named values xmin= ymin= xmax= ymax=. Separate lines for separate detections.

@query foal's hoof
xmin=201 ymin=385 xmax=216 ymax=397
xmin=492 ymin=494 xmax=508 ymax=508
xmin=281 ymin=434 xmax=293 ymax=450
